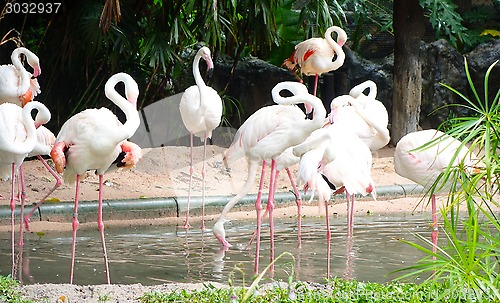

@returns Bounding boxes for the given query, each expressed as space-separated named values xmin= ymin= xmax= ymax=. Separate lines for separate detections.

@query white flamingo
xmin=332 ymin=80 xmax=390 ymax=151
xmin=0 ymin=101 xmax=50 ymax=277
xmin=50 ymin=72 xmax=141 ymax=284
xmin=283 ymin=26 xmax=347 ymax=96
xmin=394 ymin=129 xmax=481 ymax=254
xmin=0 ymin=47 xmax=41 ymax=106
xmin=293 ymin=125 xmax=375 ymax=276
xmin=179 ymin=46 xmax=222 ymax=230
xmin=214 ymin=81 xmax=326 ymax=273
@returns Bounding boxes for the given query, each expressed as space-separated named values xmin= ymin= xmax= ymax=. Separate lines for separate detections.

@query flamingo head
xmin=116 ymin=141 xmax=142 ymax=170
xmin=32 ymin=64 xmax=41 ymax=77
xmin=329 ymin=95 xmax=353 ymax=124
xmin=125 ymin=82 xmax=139 ymax=106
xmin=51 ymin=141 xmax=69 ymax=174
xmin=213 ymin=220 xmax=232 ymax=248
xmin=199 ymin=46 xmax=214 ymax=77
xmin=22 ymin=49 xmax=41 ymax=77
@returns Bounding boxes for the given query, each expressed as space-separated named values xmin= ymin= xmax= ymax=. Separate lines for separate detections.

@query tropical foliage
xmin=0 ymin=0 xmax=496 ymax=129
xmin=396 ymin=59 xmax=500 ymax=301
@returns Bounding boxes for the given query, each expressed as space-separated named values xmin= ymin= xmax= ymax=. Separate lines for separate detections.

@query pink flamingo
xmin=283 ymin=26 xmax=347 ymax=97
xmin=50 ymin=72 xmax=141 ymax=284
xmin=0 ymin=101 xmax=51 ymax=277
xmin=179 ymin=46 xmax=222 ymax=230
xmin=293 ymin=125 xmax=375 ymax=276
xmin=0 ymin=47 xmax=41 ymax=106
xmin=394 ymin=129 xmax=480 ymax=254
xmin=213 ymin=81 xmax=326 ymax=273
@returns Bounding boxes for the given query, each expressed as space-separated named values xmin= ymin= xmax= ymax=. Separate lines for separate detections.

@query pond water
xmin=0 ymin=213 xmax=432 ymax=285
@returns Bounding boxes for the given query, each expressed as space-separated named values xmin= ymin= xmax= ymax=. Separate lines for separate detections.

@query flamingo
xmin=282 ymin=26 xmax=347 ymax=97
xmin=0 ymin=101 xmax=51 ymax=277
xmin=332 ymin=81 xmax=390 ymax=152
xmin=179 ymin=46 xmax=222 ymax=230
xmin=213 ymin=81 xmax=326 ymax=273
xmin=293 ymin=125 xmax=375 ymax=275
xmin=0 ymin=47 xmax=41 ymax=106
xmin=394 ymin=129 xmax=480 ymax=254
xmin=50 ymin=72 xmax=141 ymax=284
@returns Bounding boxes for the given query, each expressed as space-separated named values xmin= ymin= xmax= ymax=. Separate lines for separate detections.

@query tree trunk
xmin=391 ymin=0 xmax=426 ymax=145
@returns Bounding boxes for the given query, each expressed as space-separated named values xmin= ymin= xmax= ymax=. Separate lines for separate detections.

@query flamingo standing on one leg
xmin=0 ymin=47 xmax=41 ymax=106
xmin=50 ymin=72 xmax=141 ymax=284
xmin=0 ymin=101 xmax=51 ymax=277
xmin=213 ymin=81 xmax=326 ymax=273
xmin=282 ymin=26 xmax=347 ymax=97
xmin=179 ymin=46 xmax=222 ymax=230
xmin=394 ymin=129 xmax=480 ymax=255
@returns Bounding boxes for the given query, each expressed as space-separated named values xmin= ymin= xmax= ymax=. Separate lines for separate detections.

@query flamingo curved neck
xmin=272 ymin=86 xmax=326 ymax=125
xmin=11 ymin=48 xmax=31 ymax=94
xmin=350 ymin=81 xmax=377 ymax=99
xmin=14 ymin=102 xmax=49 ymax=155
xmin=193 ymin=53 xmax=207 ymax=89
xmin=324 ymin=27 xmax=346 ymax=70
xmin=104 ymin=75 xmax=140 ymax=140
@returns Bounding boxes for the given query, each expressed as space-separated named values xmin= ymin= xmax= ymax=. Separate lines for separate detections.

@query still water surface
xmin=0 ymin=213 xmax=431 ymax=285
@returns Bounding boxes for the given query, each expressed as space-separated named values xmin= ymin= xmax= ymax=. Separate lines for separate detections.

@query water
xmin=0 ymin=214 xmax=432 ymax=285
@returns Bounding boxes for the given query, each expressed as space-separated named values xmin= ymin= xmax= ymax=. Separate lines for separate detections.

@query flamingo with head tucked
xmin=50 ymin=72 xmax=141 ymax=284
xmin=283 ymin=26 xmax=347 ymax=97
xmin=214 ymin=81 xmax=326 ymax=273
xmin=179 ymin=46 xmax=222 ymax=230
xmin=332 ymin=81 xmax=390 ymax=152
xmin=394 ymin=129 xmax=481 ymax=255
xmin=0 ymin=101 xmax=50 ymax=277
xmin=0 ymin=47 xmax=41 ymax=106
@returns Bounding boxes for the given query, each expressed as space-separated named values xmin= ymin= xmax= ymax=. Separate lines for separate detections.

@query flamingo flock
xmin=2 ymin=26 xmax=467 ymax=284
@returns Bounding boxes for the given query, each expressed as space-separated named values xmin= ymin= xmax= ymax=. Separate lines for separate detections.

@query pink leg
xmin=267 ymin=160 xmax=277 ymax=273
xmin=346 ymin=195 xmax=355 ymax=236
xmin=70 ymin=175 xmax=81 ymax=284
xmin=18 ymin=165 xmax=26 ymax=248
xmin=200 ymin=136 xmax=207 ymax=231
xmin=97 ymin=175 xmax=111 ymax=284
xmin=431 ymin=194 xmax=438 ymax=257
xmin=10 ymin=164 xmax=16 ymax=277
xmin=24 ymin=155 xmax=63 ymax=230
xmin=313 ymin=74 xmax=319 ymax=96
xmin=183 ymin=132 xmax=194 ymax=229
xmin=285 ymin=168 xmax=302 ymax=248
xmin=346 ymin=193 xmax=355 ymax=237
xmin=325 ymin=194 xmax=331 ymax=277
xmin=253 ymin=160 xmax=267 ymax=275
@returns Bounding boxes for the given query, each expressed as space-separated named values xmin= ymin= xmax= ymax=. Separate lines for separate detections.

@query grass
xmin=0 ymin=275 xmax=35 ymax=303
xmin=138 ymin=277 xmax=461 ymax=303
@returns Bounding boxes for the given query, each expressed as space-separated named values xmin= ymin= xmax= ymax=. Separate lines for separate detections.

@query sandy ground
xmin=1 ymin=145 xmax=437 ymax=302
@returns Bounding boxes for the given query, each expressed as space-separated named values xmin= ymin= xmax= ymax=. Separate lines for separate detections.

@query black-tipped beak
xmin=206 ymin=67 xmax=214 ymax=78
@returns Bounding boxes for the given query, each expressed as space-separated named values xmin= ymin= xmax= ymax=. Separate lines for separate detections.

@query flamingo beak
xmin=203 ymin=53 xmax=214 ymax=78
xmin=33 ymin=65 xmax=41 ymax=77
xmin=329 ymin=112 xmax=335 ymax=124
